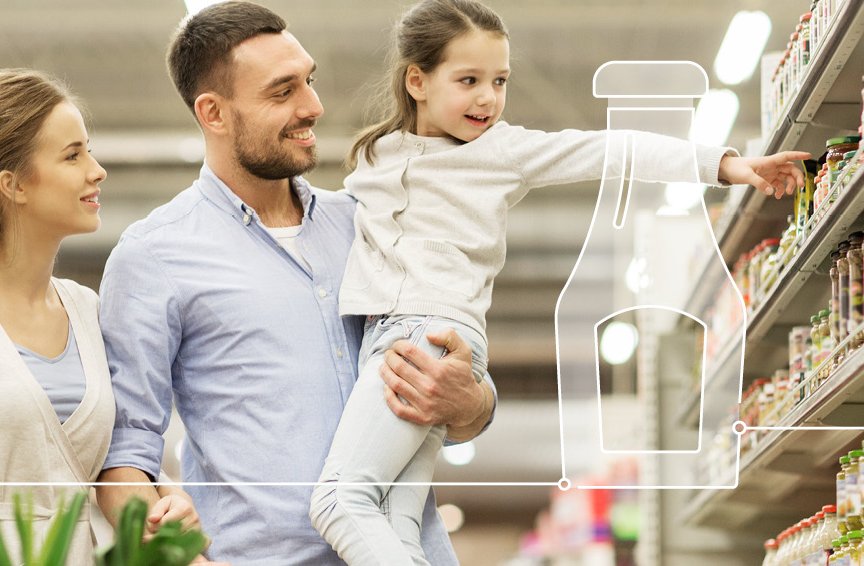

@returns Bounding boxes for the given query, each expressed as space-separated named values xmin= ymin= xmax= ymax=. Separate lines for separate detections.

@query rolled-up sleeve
xmin=99 ymin=233 xmax=182 ymax=480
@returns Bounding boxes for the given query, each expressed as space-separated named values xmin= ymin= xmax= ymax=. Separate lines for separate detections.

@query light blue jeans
xmin=310 ymin=314 xmax=487 ymax=565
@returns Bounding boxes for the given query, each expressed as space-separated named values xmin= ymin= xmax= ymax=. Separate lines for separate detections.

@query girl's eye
xmin=494 ymin=77 xmax=507 ymax=86
xmin=306 ymin=76 xmax=316 ymax=86
xmin=460 ymin=77 xmax=476 ymax=85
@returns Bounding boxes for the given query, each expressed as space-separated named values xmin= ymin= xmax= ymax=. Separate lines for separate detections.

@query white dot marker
xmin=558 ymin=478 xmax=572 ymax=491
xmin=732 ymin=420 xmax=747 ymax=435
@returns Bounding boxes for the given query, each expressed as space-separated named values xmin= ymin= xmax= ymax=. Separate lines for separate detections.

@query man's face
xmin=227 ymin=31 xmax=323 ymax=180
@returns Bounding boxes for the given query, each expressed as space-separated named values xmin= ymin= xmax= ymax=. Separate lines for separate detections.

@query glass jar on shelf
xmin=839 ymin=241 xmax=852 ymax=363
xmin=800 ymin=12 xmax=813 ymax=68
xmin=828 ymin=137 xmax=861 ymax=189
xmin=849 ymin=231 xmax=864 ymax=349
xmin=819 ymin=308 xmax=834 ymax=386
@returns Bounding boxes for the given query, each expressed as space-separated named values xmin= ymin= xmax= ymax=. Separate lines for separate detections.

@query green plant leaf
xmin=0 ymin=525 xmax=13 ymax=566
xmin=12 ymin=492 xmax=33 ymax=565
xmin=114 ymin=498 xmax=147 ymax=566
xmin=92 ymin=498 xmax=208 ymax=566
xmin=137 ymin=523 xmax=206 ymax=566
xmin=37 ymin=491 xmax=87 ymax=566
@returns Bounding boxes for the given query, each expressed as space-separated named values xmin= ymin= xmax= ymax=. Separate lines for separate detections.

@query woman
xmin=0 ymin=68 xmax=201 ymax=564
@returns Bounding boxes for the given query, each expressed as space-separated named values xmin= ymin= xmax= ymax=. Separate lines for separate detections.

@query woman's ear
xmin=0 ymin=170 xmax=26 ymax=205
xmin=405 ymin=64 xmax=427 ymax=102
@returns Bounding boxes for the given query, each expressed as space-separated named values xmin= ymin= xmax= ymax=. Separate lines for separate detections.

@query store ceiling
xmin=3 ymin=0 xmax=813 ymax=518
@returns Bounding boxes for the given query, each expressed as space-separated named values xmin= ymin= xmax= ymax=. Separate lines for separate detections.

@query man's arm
xmin=378 ymin=329 xmax=496 ymax=442
xmin=95 ymin=467 xmax=161 ymax=527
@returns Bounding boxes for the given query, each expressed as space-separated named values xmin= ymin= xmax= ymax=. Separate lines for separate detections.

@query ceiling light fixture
xmin=690 ymin=89 xmax=740 ymax=146
xmin=714 ymin=11 xmax=772 ymax=86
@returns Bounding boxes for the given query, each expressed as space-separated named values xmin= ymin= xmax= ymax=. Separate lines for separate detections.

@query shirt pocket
xmin=341 ymin=234 xmax=384 ymax=291
xmin=421 ymin=240 xmax=478 ymax=298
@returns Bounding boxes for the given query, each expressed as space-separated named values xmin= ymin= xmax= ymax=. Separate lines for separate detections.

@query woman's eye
xmin=66 ymin=152 xmax=79 ymax=161
xmin=460 ymin=77 xmax=476 ymax=85
xmin=306 ymin=76 xmax=316 ymax=86
xmin=495 ymin=77 xmax=507 ymax=86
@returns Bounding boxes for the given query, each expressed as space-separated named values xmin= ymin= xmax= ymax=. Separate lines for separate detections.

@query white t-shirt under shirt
xmin=267 ymin=225 xmax=311 ymax=272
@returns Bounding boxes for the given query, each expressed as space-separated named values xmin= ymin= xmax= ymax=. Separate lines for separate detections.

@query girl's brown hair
xmin=349 ymin=0 xmax=508 ymax=168
xmin=0 ymin=68 xmax=75 ymax=242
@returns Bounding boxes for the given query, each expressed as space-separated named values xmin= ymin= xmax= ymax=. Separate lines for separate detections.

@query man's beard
xmin=232 ymin=111 xmax=318 ymax=180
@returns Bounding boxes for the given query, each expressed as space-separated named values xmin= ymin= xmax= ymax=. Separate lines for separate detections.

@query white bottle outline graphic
xmin=554 ymin=61 xmax=746 ymax=490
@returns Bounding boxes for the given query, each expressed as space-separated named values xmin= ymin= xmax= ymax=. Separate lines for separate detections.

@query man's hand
xmin=718 ymin=151 xmax=811 ymax=199
xmin=147 ymin=492 xmax=202 ymax=534
xmin=379 ymin=329 xmax=490 ymax=438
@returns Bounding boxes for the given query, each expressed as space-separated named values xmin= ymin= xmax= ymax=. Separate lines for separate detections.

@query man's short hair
xmin=167 ymin=1 xmax=286 ymax=116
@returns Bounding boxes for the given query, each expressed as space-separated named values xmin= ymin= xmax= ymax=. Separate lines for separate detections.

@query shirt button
xmin=336 ymin=349 xmax=344 ymax=359
xmin=318 ymin=287 xmax=327 ymax=298
xmin=242 ymin=214 xmax=251 ymax=225
xmin=415 ymin=141 xmax=423 ymax=152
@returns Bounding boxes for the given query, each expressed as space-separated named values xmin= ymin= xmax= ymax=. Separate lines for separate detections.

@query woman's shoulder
xmin=52 ymin=278 xmax=99 ymax=310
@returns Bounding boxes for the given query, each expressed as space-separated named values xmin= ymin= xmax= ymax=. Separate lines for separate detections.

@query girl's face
xmin=12 ymin=101 xmax=106 ymax=240
xmin=410 ymin=29 xmax=510 ymax=142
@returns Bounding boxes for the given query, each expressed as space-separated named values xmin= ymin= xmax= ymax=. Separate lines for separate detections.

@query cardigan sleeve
xmin=494 ymin=124 xmax=735 ymax=190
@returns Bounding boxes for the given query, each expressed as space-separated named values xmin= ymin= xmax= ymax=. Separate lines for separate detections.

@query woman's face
xmin=15 ymin=101 xmax=107 ymax=239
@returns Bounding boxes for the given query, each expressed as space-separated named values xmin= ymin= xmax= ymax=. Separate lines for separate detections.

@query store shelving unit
xmin=672 ymin=0 xmax=864 ymax=540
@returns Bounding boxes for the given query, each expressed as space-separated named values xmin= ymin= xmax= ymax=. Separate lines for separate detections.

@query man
xmin=95 ymin=2 xmax=496 ymax=564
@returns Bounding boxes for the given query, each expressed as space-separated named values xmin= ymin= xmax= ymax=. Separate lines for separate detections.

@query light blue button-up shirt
xmin=99 ymin=164 xmax=476 ymax=565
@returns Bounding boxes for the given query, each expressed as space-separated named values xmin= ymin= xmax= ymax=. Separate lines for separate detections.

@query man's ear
xmin=0 ymin=170 xmax=27 ymax=205
xmin=194 ymin=92 xmax=228 ymax=136
xmin=405 ymin=64 xmax=428 ymax=103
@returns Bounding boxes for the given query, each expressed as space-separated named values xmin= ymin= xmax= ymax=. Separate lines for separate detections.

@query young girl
xmin=309 ymin=1 xmax=807 ymax=564
xmin=0 ymin=69 xmax=202 ymax=563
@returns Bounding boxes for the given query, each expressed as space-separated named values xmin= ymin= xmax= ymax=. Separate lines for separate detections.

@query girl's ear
xmin=405 ymin=64 xmax=427 ymax=102
xmin=0 ymin=170 xmax=26 ymax=205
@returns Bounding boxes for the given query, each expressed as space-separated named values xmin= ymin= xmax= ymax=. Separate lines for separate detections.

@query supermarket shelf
xmin=681 ymin=344 xmax=864 ymax=529
xmin=676 ymin=325 xmax=743 ymax=427
xmin=747 ymin=168 xmax=864 ymax=345
xmin=711 ymin=0 xmax=864 ymax=263
xmin=676 ymin=166 xmax=864 ymax=427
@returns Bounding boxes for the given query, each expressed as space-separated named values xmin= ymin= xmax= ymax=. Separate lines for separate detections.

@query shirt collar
xmin=197 ymin=162 xmax=318 ymax=222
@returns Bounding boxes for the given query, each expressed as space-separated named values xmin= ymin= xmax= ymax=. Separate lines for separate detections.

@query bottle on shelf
xmin=763 ymin=538 xmax=778 ymax=566
xmin=849 ymin=232 xmax=864 ymax=349
xmin=839 ymin=241 xmax=852 ymax=363
xmin=841 ymin=455 xmax=853 ymax=535
xmin=848 ymin=450 xmax=864 ymax=532
xmin=819 ymin=309 xmax=834 ymax=386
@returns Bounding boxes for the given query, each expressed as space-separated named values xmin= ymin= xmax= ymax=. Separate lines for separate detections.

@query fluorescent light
xmin=442 ymin=442 xmax=476 ymax=466
xmin=714 ymin=11 xmax=772 ymax=85
xmin=184 ymin=0 xmax=226 ymax=15
xmin=664 ymin=182 xmax=707 ymax=211
xmin=691 ymin=89 xmax=739 ymax=146
xmin=600 ymin=322 xmax=639 ymax=366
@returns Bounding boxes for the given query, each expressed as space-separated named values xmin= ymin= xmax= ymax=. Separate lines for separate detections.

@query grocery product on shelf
xmin=762 ymin=503 xmax=846 ymax=563
xmin=766 ymin=3 xmax=846 ymax=133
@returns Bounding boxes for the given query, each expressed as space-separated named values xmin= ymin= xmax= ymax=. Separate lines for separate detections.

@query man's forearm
xmin=446 ymin=380 xmax=494 ymax=443
xmin=95 ymin=466 xmax=161 ymax=527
